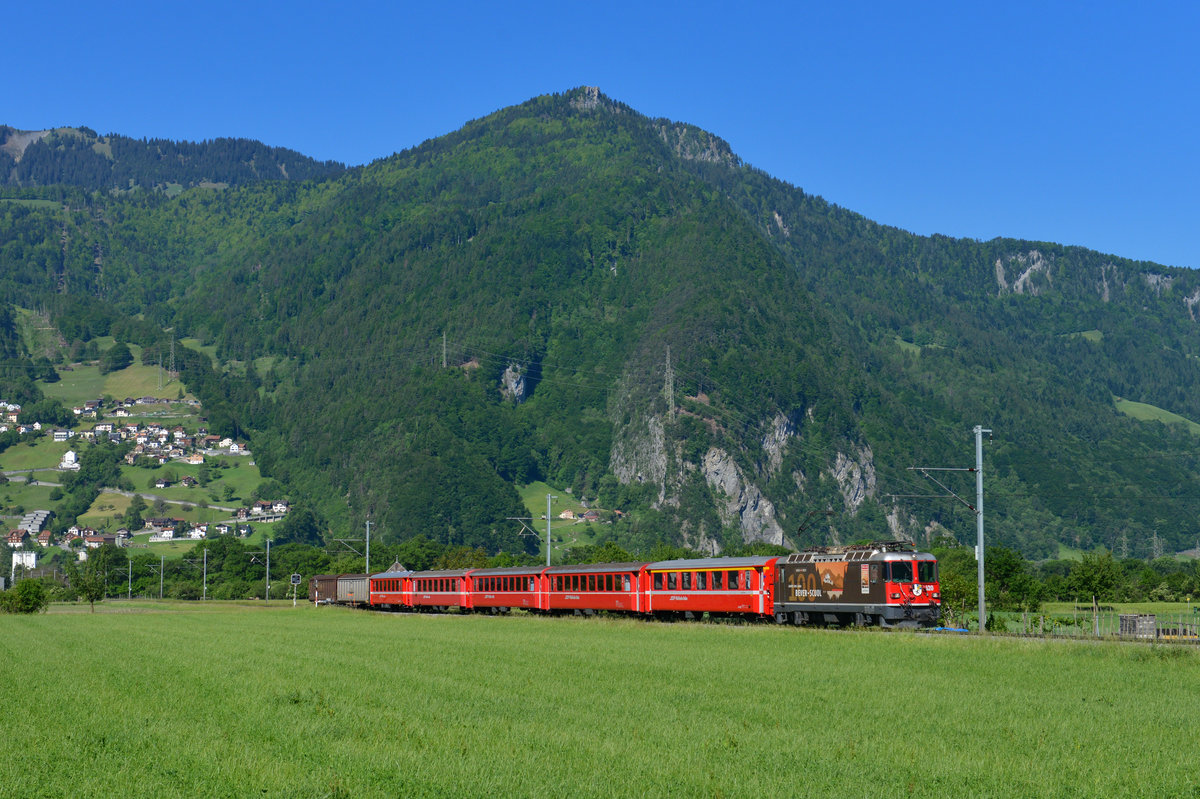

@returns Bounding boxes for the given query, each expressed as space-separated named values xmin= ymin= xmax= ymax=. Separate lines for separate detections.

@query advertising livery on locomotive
xmin=310 ymin=541 xmax=939 ymax=628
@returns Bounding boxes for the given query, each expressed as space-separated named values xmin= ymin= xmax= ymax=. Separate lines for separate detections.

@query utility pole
xmin=265 ymin=538 xmax=271 ymax=601
xmin=159 ymin=555 xmax=164 ymax=599
xmin=203 ymin=548 xmax=208 ymax=600
xmin=127 ymin=560 xmax=132 ymax=600
xmin=974 ymin=425 xmax=992 ymax=633
xmin=546 ymin=494 xmax=557 ymax=567
xmin=365 ymin=520 xmax=371 ymax=574
xmin=901 ymin=424 xmax=992 ymax=632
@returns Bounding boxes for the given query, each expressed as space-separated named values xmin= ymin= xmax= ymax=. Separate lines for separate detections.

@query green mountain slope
xmin=0 ymin=125 xmax=345 ymax=191
xmin=4 ymin=88 xmax=1200 ymax=559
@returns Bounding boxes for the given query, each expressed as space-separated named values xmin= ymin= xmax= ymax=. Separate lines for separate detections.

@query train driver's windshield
xmin=888 ymin=561 xmax=914 ymax=583
xmin=917 ymin=561 xmax=937 ymax=583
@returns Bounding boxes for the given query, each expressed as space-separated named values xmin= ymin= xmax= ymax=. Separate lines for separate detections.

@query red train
xmin=310 ymin=541 xmax=940 ymax=628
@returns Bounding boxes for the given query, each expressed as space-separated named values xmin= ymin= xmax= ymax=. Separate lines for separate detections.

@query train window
xmin=728 ymin=571 xmax=739 ymax=590
xmin=654 ymin=573 xmax=663 ymax=590
xmin=918 ymin=561 xmax=937 ymax=583
xmin=712 ymin=572 xmax=723 ymax=590
xmin=870 ymin=565 xmax=880 ymax=583
xmin=623 ymin=575 xmax=631 ymax=591
xmin=889 ymin=562 xmax=914 ymax=583
xmin=587 ymin=575 xmax=595 ymax=591
xmin=529 ymin=578 xmax=536 ymax=591
xmin=602 ymin=574 xmax=610 ymax=591
xmin=681 ymin=572 xmax=691 ymax=590
xmin=667 ymin=573 xmax=677 ymax=590
xmin=697 ymin=572 xmax=707 ymax=590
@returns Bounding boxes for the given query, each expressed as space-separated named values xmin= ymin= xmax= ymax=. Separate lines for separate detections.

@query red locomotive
xmin=317 ymin=541 xmax=940 ymax=628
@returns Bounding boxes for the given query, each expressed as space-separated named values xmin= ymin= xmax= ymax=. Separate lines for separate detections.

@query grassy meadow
xmin=1 ymin=604 xmax=1198 ymax=798
xmin=1114 ymin=396 xmax=1200 ymax=436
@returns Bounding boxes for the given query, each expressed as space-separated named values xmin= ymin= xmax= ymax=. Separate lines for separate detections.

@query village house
xmin=84 ymin=534 xmax=117 ymax=549
xmin=6 ymin=529 xmax=29 ymax=547
xmin=59 ymin=450 xmax=80 ymax=471
xmin=180 ymin=475 xmax=198 ymax=487
xmin=37 ymin=530 xmax=53 ymax=547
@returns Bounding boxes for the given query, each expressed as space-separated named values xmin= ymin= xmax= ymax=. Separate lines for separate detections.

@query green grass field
xmin=1 ymin=604 xmax=1197 ymax=798
xmin=518 ymin=481 xmax=605 ymax=553
xmin=42 ymin=355 xmax=196 ymax=407
xmin=0 ymin=437 xmax=73 ymax=471
xmin=1114 ymin=396 xmax=1200 ymax=436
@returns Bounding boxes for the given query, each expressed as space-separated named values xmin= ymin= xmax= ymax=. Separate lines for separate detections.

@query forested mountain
xmin=3 ymin=88 xmax=1200 ymax=560
xmin=0 ymin=125 xmax=345 ymax=191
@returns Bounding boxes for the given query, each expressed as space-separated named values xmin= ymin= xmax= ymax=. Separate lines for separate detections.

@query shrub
xmin=1 ymin=579 xmax=50 ymax=613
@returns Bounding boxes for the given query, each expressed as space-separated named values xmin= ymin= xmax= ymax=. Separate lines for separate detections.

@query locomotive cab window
xmin=888 ymin=562 xmax=914 ymax=583
xmin=918 ymin=561 xmax=937 ymax=583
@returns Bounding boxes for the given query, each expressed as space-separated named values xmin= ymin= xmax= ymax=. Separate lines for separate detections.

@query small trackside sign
xmin=290 ymin=573 xmax=302 ymax=585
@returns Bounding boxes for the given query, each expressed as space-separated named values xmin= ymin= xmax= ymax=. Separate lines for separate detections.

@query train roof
xmin=544 ymin=562 xmax=647 ymax=574
xmin=648 ymin=556 xmax=777 ymax=570
xmin=408 ymin=569 xmax=471 ymax=579
xmin=469 ymin=565 xmax=546 ymax=577
xmin=371 ymin=569 xmax=413 ymax=579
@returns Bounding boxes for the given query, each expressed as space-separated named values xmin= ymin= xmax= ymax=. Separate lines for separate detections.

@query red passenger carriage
xmin=409 ymin=569 xmax=472 ymax=611
xmin=545 ymin=562 xmax=645 ymax=614
xmin=468 ymin=566 xmax=545 ymax=613
xmin=645 ymin=557 xmax=777 ymax=619
xmin=369 ymin=568 xmax=412 ymax=609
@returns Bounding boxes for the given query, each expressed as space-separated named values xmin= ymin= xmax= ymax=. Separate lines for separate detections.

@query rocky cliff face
xmin=700 ymin=447 xmax=786 ymax=546
xmin=500 ymin=364 xmax=527 ymax=403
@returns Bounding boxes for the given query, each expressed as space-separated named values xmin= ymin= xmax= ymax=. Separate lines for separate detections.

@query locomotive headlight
xmin=890 ymin=593 xmax=901 ymax=600
xmin=932 ymin=592 xmax=940 ymax=599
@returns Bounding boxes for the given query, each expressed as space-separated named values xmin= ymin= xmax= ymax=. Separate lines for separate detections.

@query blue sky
xmin=8 ymin=2 xmax=1199 ymax=268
